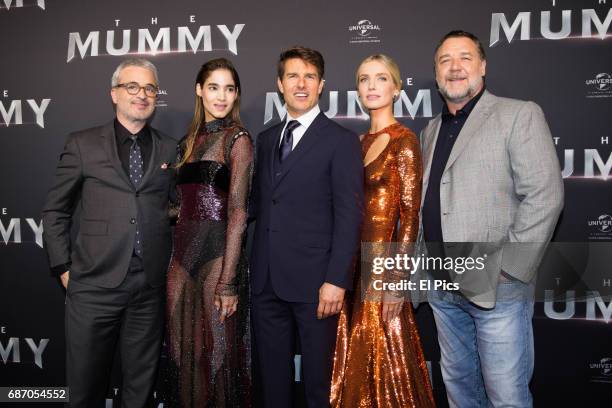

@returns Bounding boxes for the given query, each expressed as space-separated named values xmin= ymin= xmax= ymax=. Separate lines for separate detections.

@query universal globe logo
xmin=349 ymin=20 xmax=380 ymax=37
xmin=586 ymin=73 xmax=612 ymax=98
xmin=587 ymin=214 xmax=612 ymax=239
xmin=586 ymin=73 xmax=611 ymax=91
xmin=594 ymin=73 xmax=611 ymax=91
xmin=589 ymin=357 xmax=612 ymax=384
xmin=595 ymin=214 xmax=612 ymax=233
xmin=601 ymin=358 xmax=612 ymax=375
xmin=155 ymin=88 xmax=168 ymax=108
xmin=348 ymin=19 xmax=382 ymax=44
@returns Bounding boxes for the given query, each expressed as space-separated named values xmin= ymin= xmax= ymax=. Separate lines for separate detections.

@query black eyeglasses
xmin=114 ymin=82 xmax=159 ymax=97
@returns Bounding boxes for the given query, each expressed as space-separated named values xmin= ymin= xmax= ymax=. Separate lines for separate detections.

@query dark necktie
xmin=129 ymin=136 xmax=143 ymax=257
xmin=279 ymin=120 xmax=300 ymax=163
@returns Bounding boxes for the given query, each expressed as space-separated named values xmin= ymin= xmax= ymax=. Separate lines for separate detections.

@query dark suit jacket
xmin=42 ymin=120 xmax=177 ymax=288
xmin=249 ymin=112 xmax=364 ymax=302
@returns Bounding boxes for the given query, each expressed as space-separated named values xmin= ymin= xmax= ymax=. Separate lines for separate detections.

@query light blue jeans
xmin=429 ymin=279 xmax=535 ymax=408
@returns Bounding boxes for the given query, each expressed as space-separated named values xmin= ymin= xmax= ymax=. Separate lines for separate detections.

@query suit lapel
xmin=273 ymin=112 xmax=326 ymax=188
xmin=443 ymin=90 xmax=494 ymax=173
xmin=139 ymin=127 xmax=160 ymax=190
xmin=267 ymin=123 xmax=283 ymax=184
xmin=101 ymin=121 xmax=133 ymax=189
xmin=421 ymin=116 xmax=442 ymax=206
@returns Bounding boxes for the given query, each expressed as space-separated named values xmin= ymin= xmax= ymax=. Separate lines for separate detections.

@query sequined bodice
xmin=178 ymin=160 xmax=230 ymax=190
xmin=177 ymin=161 xmax=230 ymax=222
xmin=360 ymin=122 xmax=422 ymax=244
xmin=175 ymin=119 xmax=251 ymax=223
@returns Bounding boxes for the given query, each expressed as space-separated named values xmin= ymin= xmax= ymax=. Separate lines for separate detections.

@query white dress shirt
xmin=278 ymin=105 xmax=321 ymax=150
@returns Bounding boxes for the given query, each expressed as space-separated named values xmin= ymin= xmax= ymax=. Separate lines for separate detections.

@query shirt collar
xmin=114 ymin=119 xmax=151 ymax=144
xmin=442 ymin=87 xmax=485 ymax=120
xmin=286 ymin=105 xmax=320 ymax=130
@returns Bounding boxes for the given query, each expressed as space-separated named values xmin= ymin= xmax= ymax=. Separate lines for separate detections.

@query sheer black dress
xmin=164 ymin=118 xmax=253 ymax=407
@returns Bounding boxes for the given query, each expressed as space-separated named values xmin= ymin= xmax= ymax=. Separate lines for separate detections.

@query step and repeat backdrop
xmin=1 ymin=0 xmax=611 ymax=406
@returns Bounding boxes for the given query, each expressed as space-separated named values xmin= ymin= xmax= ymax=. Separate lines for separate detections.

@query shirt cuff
xmin=51 ymin=263 xmax=70 ymax=276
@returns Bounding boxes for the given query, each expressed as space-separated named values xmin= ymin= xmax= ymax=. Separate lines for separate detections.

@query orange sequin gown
xmin=331 ymin=122 xmax=435 ymax=408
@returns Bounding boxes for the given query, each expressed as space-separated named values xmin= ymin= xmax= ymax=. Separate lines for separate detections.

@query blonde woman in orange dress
xmin=331 ymin=55 xmax=435 ymax=407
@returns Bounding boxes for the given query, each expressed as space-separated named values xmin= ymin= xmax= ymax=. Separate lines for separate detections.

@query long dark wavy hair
xmin=178 ymin=58 xmax=242 ymax=168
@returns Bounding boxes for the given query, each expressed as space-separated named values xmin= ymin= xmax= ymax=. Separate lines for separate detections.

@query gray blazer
xmin=42 ymin=121 xmax=177 ymax=288
xmin=414 ymin=90 xmax=564 ymax=307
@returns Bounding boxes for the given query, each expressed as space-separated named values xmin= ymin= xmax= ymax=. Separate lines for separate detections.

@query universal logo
xmin=0 ymin=0 xmax=45 ymax=10
xmin=587 ymin=214 xmax=612 ymax=240
xmin=586 ymin=72 xmax=612 ymax=98
xmin=589 ymin=357 xmax=612 ymax=383
xmin=348 ymin=19 xmax=382 ymax=44
xmin=155 ymin=88 xmax=168 ymax=108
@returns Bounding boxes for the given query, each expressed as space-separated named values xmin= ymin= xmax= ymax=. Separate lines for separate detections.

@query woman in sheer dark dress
xmin=165 ymin=58 xmax=253 ymax=407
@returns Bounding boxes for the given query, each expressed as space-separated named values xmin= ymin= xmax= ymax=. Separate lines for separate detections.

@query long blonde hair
xmin=177 ymin=58 xmax=242 ymax=168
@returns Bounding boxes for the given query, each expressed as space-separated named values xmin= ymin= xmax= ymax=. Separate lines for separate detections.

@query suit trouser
xmin=252 ymin=276 xmax=339 ymax=408
xmin=65 ymin=262 xmax=164 ymax=408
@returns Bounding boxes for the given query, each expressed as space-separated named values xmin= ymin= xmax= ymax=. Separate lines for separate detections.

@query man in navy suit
xmin=250 ymin=46 xmax=364 ymax=407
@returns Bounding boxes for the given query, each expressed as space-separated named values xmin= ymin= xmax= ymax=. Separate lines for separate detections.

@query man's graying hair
xmin=111 ymin=58 xmax=159 ymax=87
xmin=434 ymin=30 xmax=487 ymax=61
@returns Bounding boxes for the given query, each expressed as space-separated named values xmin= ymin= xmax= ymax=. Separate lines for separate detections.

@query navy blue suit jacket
xmin=249 ymin=112 xmax=364 ymax=303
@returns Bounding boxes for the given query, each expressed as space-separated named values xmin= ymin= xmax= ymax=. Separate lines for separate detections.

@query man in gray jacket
xmin=417 ymin=31 xmax=563 ymax=407
xmin=42 ymin=58 xmax=176 ymax=407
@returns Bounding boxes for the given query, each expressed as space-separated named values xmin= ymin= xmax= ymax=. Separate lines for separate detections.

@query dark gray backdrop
xmin=1 ymin=0 xmax=611 ymax=406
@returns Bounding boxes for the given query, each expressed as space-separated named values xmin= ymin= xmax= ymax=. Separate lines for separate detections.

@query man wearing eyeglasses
xmin=42 ymin=58 xmax=177 ymax=407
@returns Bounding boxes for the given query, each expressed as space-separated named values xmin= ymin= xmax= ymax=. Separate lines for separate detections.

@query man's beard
xmin=438 ymin=77 xmax=483 ymax=103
